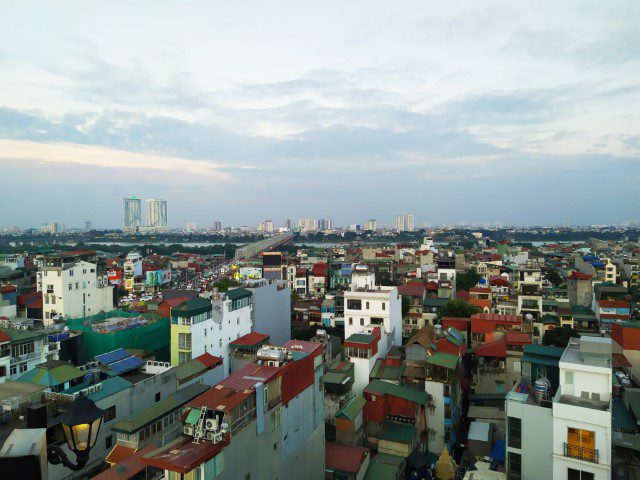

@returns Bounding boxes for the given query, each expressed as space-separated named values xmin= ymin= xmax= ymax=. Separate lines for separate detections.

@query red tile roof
xmin=325 ymin=442 xmax=369 ymax=473
xmin=0 ymin=330 xmax=11 ymax=343
xmin=474 ymin=338 xmax=507 ymax=357
xmin=105 ymin=445 xmax=136 ymax=466
xmin=142 ymin=434 xmax=229 ymax=474
xmin=95 ymin=444 xmax=156 ymax=480
xmin=219 ymin=363 xmax=280 ymax=391
xmin=188 ymin=384 xmax=252 ymax=412
xmin=425 ymin=281 xmax=439 ymax=290
xmin=398 ymin=285 xmax=425 ymax=297
xmin=195 ymin=352 xmax=223 ymax=369
xmin=599 ymin=300 xmax=630 ymax=309
xmin=470 ymin=287 xmax=491 ymax=294
xmin=505 ymin=332 xmax=532 ymax=347
xmin=456 ymin=290 xmax=470 ymax=301
xmin=0 ymin=285 xmax=16 ymax=294
xmin=230 ymin=332 xmax=270 ymax=347
xmin=568 ymin=272 xmax=592 ymax=280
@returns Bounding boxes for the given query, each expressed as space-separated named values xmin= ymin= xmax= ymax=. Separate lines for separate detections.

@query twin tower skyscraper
xmin=122 ymin=196 xmax=167 ymax=233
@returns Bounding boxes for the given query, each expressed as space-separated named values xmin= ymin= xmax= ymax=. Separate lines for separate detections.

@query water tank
xmin=534 ymin=377 xmax=551 ymax=402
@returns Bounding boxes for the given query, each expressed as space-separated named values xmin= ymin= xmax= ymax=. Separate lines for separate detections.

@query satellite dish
xmin=525 ymin=313 xmax=534 ymax=321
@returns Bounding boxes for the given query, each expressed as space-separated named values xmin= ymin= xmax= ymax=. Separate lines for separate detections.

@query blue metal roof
xmin=95 ymin=348 xmax=130 ymax=364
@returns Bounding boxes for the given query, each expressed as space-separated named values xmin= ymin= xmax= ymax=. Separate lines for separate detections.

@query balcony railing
xmin=563 ymin=443 xmax=598 ymax=463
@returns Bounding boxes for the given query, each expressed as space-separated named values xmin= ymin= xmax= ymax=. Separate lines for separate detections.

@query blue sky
xmin=1 ymin=0 xmax=639 ymax=228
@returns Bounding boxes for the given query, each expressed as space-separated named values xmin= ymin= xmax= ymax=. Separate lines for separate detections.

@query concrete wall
xmin=250 ymin=281 xmax=291 ymax=346
xmin=425 ymin=380 xmax=445 ymax=453
xmin=505 ymin=400 xmax=554 ymax=480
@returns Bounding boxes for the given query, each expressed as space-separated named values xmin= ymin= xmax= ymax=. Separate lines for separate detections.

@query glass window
xmin=568 ymin=469 xmax=594 ymax=480
xmin=566 ymin=371 xmax=574 ymax=384
xmin=508 ymin=452 xmax=521 ymax=480
xmin=382 ymin=302 xmax=386 ymax=310
xmin=507 ymin=417 xmax=521 ymax=449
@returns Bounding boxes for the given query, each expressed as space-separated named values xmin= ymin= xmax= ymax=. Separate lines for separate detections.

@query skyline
xmin=1 ymin=1 xmax=639 ymax=227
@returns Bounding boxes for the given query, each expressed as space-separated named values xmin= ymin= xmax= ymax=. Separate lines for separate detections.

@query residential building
xmin=171 ymin=288 xmax=253 ymax=376
xmin=516 ymin=261 xmax=543 ymax=323
xmin=123 ymin=196 xmax=142 ymax=233
xmin=37 ymin=252 xmax=114 ymax=324
xmin=0 ymin=326 xmax=61 ymax=382
xmin=141 ymin=340 xmax=325 ymax=480
xmin=146 ymin=198 xmax=168 ymax=232
xmin=506 ymin=337 xmax=612 ymax=480
xmin=394 ymin=214 xmax=414 ymax=232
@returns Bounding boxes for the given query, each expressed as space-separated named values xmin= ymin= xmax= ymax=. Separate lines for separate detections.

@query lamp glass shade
xmin=89 ymin=417 xmax=102 ymax=448
xmin=60 ymin=396 xmax=105 ymax=455
xmin=72 ymin=423 xmax=90 ymax=451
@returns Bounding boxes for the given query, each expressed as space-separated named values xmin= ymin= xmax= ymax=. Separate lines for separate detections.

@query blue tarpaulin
xmin=491 ymin=440 xmax=505 ymax=461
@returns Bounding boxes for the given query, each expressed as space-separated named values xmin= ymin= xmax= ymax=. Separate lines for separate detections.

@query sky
xmin=1 ymin=1 xmax=639 ymax=229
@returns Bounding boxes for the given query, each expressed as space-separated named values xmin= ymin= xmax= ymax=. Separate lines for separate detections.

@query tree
xmin=401 ymin=296 xmax=412 ymax=317
xmin=212 ymin=277 xmax=240 ymax=292
xmin=545 ymin=268 xmax=564 ymax=287
xmin=542 ymin=325 xmax=579 ymax=347
xmin=456 ymin=269 xmax=482 ymax=292
xmin=436 ymin=299 xmax=479 ymax=322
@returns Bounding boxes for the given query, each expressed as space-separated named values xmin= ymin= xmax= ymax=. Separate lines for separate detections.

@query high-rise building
xmin=298 ymin=218 xmax=317 ymax=231
xmin=212 ymin=220 xmax=222 ymax=232
xmin=394 ymin=214 xmax=414 ymax=231
xmin=185 ymin=223 xmax=198 ymax=232
xmin=263 ymin=219 xmax=274 ymax=232
xmin=366 ymin=219 xmax=377 ymax=231
xmin=123 ymin=197 xmax=142 ymax=233
xmin=283 ymin=218 xmax=292 ymax=230
xmin=146 ymin=198 xmax=168 ymax=231
xmin=83 ymin=221 xmax=92 ymax=233
xmin=317 ymin=218 xmax=332 ymax=230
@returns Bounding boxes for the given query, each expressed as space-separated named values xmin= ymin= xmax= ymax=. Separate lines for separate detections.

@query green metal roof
xmin=171 ymin=297 xmax=212 ymax=317
xmin=17 ymin=362 xmax=85 ymax=387
xmin=0 ymin=327 xmax=47 ymax=343
xmin=426 ymin=351 xmax=459 ymax=370
xmin=89 ymin=376 xmax=132 ymax=402
xmin=370 ymin=359 xmax=405 ymax=381
xmin=324 ymin=371 xmax=350 ymax=385
xmin=111 ymin=382 xmax=209 ymax=434
xmin=423 ymin=297 xmax=449 ymax=307
xmin=224 ymin=287 xmax=252 ymax=301
xmin=523 ymin=344 xmax=564 ymax=358
xmin=379 ymin=421 xmax=417 ymax=444
xmin=336 ymin=395 xmax=366 ymax=421
xmin=364 ymin=461 xmax=402 ymax=480
xmin=346 ymin=333 xmax=375 ymax=344
xmin=173 ymin=357 xmax=208 ymax=382
xmin=365 ymin=380 xmax=430 ymax=405
xmin=571 ymin=305 xmax=596 ymax=318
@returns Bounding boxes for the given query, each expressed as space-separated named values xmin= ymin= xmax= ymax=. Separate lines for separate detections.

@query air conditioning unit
xmin=183 ymin=426 xmax=194 ymax=436
xmin=205 ymin=419 xmax=217 ymax=431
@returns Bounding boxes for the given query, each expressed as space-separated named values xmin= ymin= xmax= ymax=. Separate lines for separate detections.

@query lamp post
xmin=47 ymin=396 xmax=105 ymax=471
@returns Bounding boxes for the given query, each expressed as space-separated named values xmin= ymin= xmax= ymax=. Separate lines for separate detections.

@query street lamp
xmin=47 ymin=396 xmax=104 ymax=471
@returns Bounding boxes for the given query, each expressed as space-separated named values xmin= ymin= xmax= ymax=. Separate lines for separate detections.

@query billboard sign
xmin=146 ymin=269 xmax=172 ymax=287
xmin=238 ymin=267 xmax=262 ymax=280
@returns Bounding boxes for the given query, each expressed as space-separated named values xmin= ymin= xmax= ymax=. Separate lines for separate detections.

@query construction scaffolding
xmin=66 ymin=310 xmax=170 ymax=363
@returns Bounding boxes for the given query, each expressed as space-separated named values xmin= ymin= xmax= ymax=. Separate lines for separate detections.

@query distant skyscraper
xmin=283 ymin=218 xmax=292 ymax=230
xmin=212 ymin=221 xmax=222 ymax=232
xmin=264 ymin=220 xmax=274 ymax=232
xmin=298 ymin=219 xmax=317 ymax=231
xmin=185 ymin=223 xmax=198 ymax=232
xmin=123 ymin=197 xmax=142 ymax=233
xmin=146 ymin=199 xmax=168 ymax=231
xmin=83 ymin=221 xmax=92 ymax=233
xmin=395 ymin=214 xmax=414 ymax=231
xmin=366 ymin=219 xmax=377 ymax=231
xmin=317 ymin=218 xmax=332 ymax=230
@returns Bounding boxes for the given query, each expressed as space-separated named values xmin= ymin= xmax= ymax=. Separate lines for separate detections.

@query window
xmin=68 ymin=284 xmax=72 ymax=290
xmin=69 ymin=270 xmax=74 ymax=276
xmin=567 ymin=428 xmax=596 ymax=462
xmin=568 ymin=469 xmax=594 ymax=480
xmin=263 ymin=386 xmax=269 ymax=406
xmin=360 ymin=318 xmax=364 ymax=326
xmin=219 ymin=339 xmax=222 ymax=347
xmin=105 ymin=435 xmax=113 ymax=449
xmin=382 ymin=302 xmax=386 ymax=310
xmin=155 ymin=392 xmax=161 ymax=402
xmin=566 ymin=371 xmax=574 ymax=384
xmin=347 ymin=299 xmax=362 ymax=310
xmin=366 ymin=301 xmax=369 ymax=309
xmin=104 ymin=405 xmax=117 ymax=422
xmin=508 ymin=452 xmax=521 ymax=480
xmin=178 ymin=333 xmax=192 ymax=350
xmin=178 ymin=351 xmax=192 ymax=364
xmin=349 ymin=318 xmax=353 ymax=325
xmin=75 ymin=282 xmax=79 ymax=290
xmin=507 ymin=417 xmax=521 ymax=448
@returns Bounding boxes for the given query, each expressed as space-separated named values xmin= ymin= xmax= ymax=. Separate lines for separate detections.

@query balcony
xmin=563 ymin=443 xmax=598 ymax=463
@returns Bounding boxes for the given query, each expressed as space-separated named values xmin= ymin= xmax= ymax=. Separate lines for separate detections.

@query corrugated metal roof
xmin=426 ymin=351 xmax=459 ymax=370
xmin=111 ymin=383 xmax=209 ymax=434
xmin=336 ymin=395 xmax=366 ymax=421
xmin=378 ymin=422 xmax=417 ymax=444
xmin=365 ymin=380 xmax=430 ymax=404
